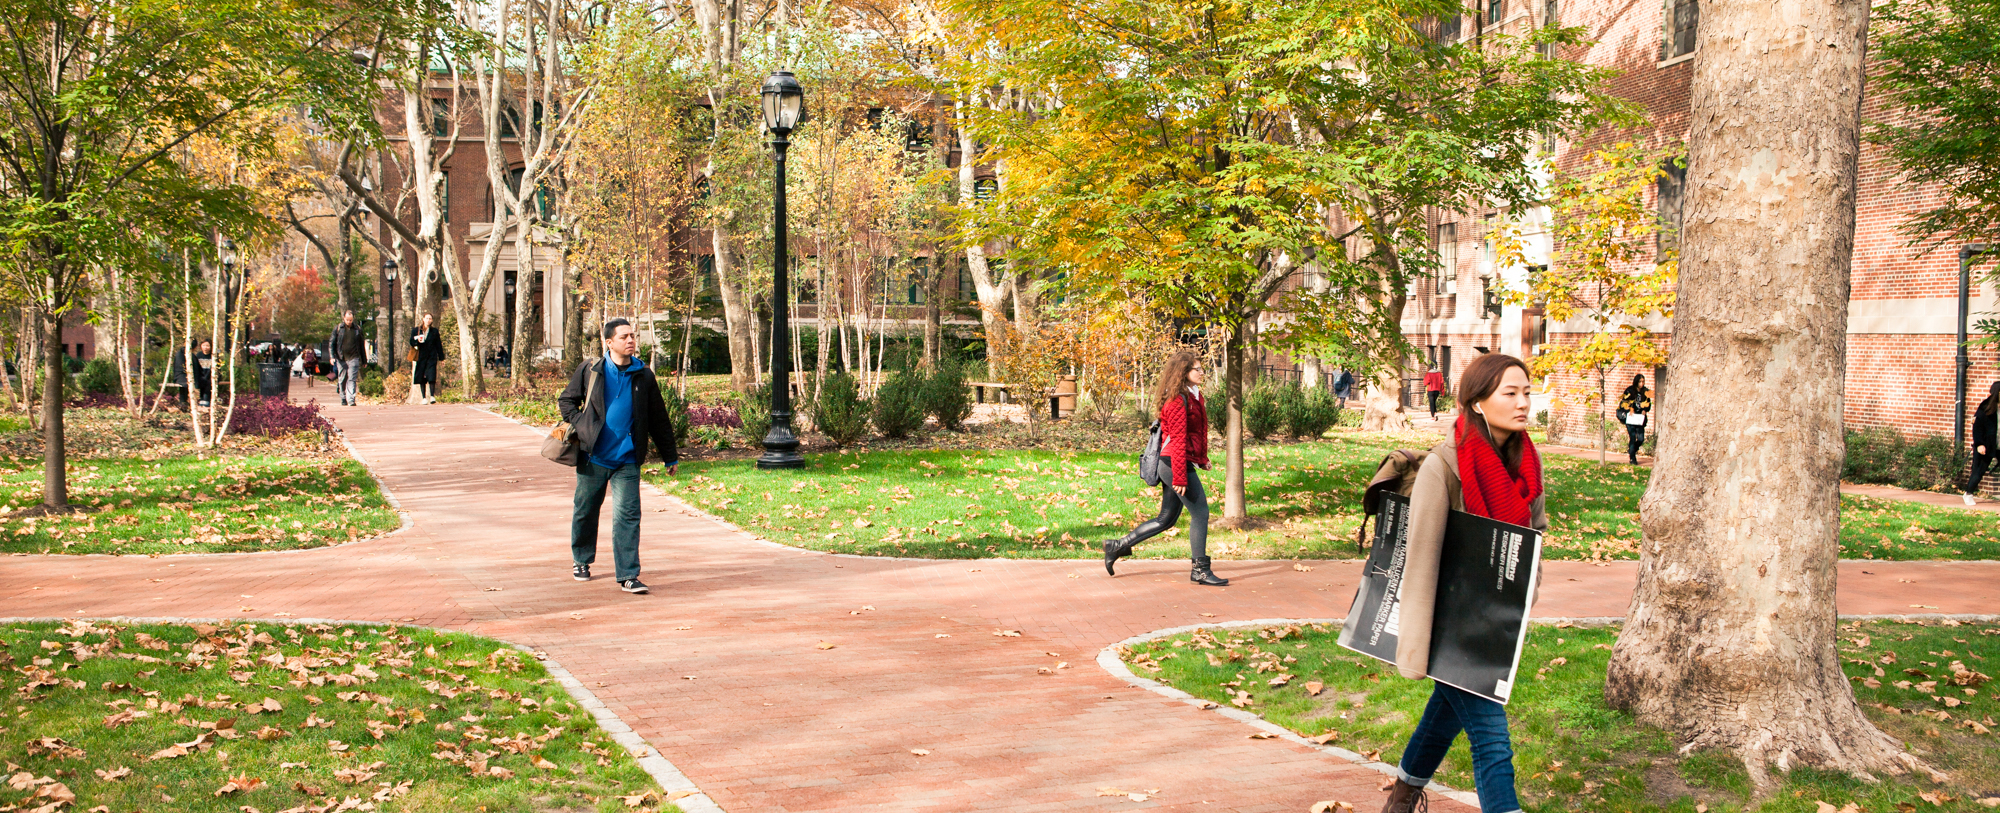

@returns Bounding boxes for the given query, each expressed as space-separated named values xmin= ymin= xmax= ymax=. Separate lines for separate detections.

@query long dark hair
xmin=1625 ymin=373 xmax=1646 ymax=395
xmin=1458 ymin=353 xmax=1533 ymax=475
xmin=1151 ymin=351 xmax=1199 ymax=412
xmin=1982 ymin=381 xmax=2000 ymax=417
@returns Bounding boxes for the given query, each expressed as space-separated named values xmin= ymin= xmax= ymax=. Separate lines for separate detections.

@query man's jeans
xmin=572 ymin=459 xmax=641 ymax=581
xmin=336 ymin=358 xmax=364 ymax=403
xmin=1396 ymin=682 xmax=1521 ymax=813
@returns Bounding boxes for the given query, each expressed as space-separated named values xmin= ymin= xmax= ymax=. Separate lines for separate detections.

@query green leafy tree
xmin=950 ymin=0 xmax=1622 ymax=519
xmin=1869 ymin=0 xmax=2000 ymax=342
xmin=1496 ymin=143 xmax=1678 ymax=462
xmin=0 ymin=0 xmax=444 ymax=509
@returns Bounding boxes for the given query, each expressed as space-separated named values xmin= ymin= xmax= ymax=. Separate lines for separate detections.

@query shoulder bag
xmin=541 ymin=361 xmax=600 ymax=467
xmin=1138 ymin=393 xmax=1187 ymax=486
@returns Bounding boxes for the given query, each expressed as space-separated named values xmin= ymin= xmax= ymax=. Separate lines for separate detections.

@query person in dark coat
xmin=1965 ymin=381 xmax=2000 ymax=505
xmin=410 ymin=313 xmax=446 ymax=404
xmin=1616 ymin=374 xmax=1652 ymax=465
xmin=1101 ymin=350 xmax=1227 ymax=586
xmin=1334 ymin=368 xmax=1356 ymax=401
xmin=327 ymin=311 xmax=367 ymax=406
xmin=557 ymin=318 xmax=680 ymax=594
xmin=191 ymin=340 xmax=214 ymax=408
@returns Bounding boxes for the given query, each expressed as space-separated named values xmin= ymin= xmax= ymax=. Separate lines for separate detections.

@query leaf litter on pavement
xmin=0 ymin=619 xmax=679 ymax=812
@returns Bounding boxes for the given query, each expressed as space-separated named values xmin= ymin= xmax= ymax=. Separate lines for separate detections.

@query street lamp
xmin=757 ymin=70 xmax=806 ymax=470
xmin=1957 ymin=243 xmax=1992 ymax=454
xmin=383 ymin=258 xmax=400 ymax=372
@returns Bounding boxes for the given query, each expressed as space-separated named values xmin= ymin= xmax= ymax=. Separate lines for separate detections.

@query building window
xmin=1657 ymin=158 xmax=1686 ymax=258
xmin=430 ymin=97 xmax=451 ymax=137
xmin=1434 ymin=13 xmax=1461 ymax=43
xmin=1540 ymin=0 xmax=1559 ymax=58
xmin=696 ymin=255 xmax=718 ymax=304
xmin=1664 ymin=0 xmax=1698 ymax=60
xmin=1436 ymin=223 xmax=1458 ymax=295
xmin=1481 ymin=214 xmax=1497 ymax=267
xmin=905 ymin=120 xmax=933 ymax=153
xmin=1489 ymin=0 xmax=1505 ymax=22
xmin=438 ymin=172 xmax=450 ymax=225
xmin=796 ymin=256 xmax=818 ymax=305
xmin=973 ymin=178 xmax=998 ymax=203
xmin=908 ymin=257 xmax=929 ymax=306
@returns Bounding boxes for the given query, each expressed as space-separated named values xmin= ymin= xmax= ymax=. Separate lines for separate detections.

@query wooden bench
xmin=968 ymin=381 xmax=1066 ymax=420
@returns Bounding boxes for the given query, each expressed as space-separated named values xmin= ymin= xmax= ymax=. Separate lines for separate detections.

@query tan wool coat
xmin=1392 ymin=432 xmax=1548 ymax=680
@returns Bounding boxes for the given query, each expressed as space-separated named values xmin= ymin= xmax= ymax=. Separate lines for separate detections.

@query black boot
xmin=1190 ymin=556 xmax=1228 ymax=586
xmin=1103 ymin=535 xmax=1138 ymax=576
xmin=1379 ymin=779 xmax=1427 ymax=813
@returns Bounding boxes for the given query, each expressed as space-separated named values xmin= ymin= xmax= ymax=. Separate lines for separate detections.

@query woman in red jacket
xmin=1102 ymin=351 xmax=1228 ymax=586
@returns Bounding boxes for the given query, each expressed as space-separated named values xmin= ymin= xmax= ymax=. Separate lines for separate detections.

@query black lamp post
xmin=383 ymin=258 xmax=400 ymax=372
xmin=1957 ymin=243 xmax=1992 ymax=454
xmin=757 ymin=70 xmax=806 ymax=470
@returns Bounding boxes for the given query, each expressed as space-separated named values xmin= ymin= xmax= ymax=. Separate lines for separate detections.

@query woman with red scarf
xmin=1377 ymin=352 xmax=1544 ymax=813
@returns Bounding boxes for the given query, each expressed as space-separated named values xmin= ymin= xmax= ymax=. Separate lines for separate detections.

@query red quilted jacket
xmin=1159 ymin=391 xmax=1210 ymax=487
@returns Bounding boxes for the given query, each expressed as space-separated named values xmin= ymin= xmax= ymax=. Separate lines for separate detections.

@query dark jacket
xmin=1618 ymin=387 xmax=1652 ymax=418
xmin=1974 ymin=399 xmax=1998 ymax=452
xmin=328 ymin=322 xmax=367 ymax=361
xmin=558 ymin=356 xmax=679 ymax=467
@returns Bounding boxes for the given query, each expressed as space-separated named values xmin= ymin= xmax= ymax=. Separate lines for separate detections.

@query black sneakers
xmin=619 ymin=579 xmax=649 ymax=594
xmin=572 ymin=563 xmax=590 ymax=581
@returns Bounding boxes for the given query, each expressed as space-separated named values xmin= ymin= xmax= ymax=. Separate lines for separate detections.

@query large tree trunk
xmin=1221 ymin=320 xmax=1247 ymax=520
xmin=713 ymin=231 xmax=757 ymax=392
xmin=39 ymin=311 xmax=65 ymax=509
xmin=1602 ymin=0 xmax=1918 ymax=786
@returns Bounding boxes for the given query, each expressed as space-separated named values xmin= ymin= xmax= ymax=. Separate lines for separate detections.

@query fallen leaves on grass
xmin=148 ymin=731 xmax=217 ymax=760
xmin=93 ymin=767 xmax=131 ymax=781
xmin=214 ymin=775 xmax=265 ymax=796
xmin=24 ymin=737 xmax=83 ymax=760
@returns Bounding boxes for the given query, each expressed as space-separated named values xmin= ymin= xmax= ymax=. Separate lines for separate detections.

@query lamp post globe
xmin=757 ymin=70 xmax=807 ymax=470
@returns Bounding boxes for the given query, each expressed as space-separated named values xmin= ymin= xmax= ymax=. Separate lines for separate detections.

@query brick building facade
xmin=1330 ymin=0 xmax=1993 ymax=450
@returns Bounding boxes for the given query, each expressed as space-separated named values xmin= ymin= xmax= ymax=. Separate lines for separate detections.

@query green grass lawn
xmin=0 ymin=454 xmax=401 ymax=555
xmin=0 ymin=620 xmax=680 ymax=813
xmin=1119 ymin=620 xmax=1999 ymax=812
xmin=658 ymin=434 xmax=2000 ymax=561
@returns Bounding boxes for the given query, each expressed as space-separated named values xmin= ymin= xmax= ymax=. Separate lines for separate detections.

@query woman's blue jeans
xmin=1396 ymin=681 xmax=1521 ymax=813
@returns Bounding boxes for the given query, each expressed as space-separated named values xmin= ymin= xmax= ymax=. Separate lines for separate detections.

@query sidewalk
xmin=2 ymin=405 xmax=1996 ymax=812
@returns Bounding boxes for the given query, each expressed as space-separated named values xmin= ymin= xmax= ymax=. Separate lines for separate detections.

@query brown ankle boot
xmin=1380 ymin=779 xmax=1427 ymax=813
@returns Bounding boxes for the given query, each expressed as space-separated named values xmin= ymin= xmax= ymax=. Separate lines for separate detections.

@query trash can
xmin=257 ymin=362 xmax=290 ymax=399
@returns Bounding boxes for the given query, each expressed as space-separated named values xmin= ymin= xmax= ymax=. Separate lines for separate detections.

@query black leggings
xmin=1968 ymin=452 xmax=1995 ymax=494
xmin=1428 ymin=391 xmax=1441 ymax=418
xmin=1626 ymin=423 xmax=1646 ymax=461
xmin=418 ymin=380 xmax=434 ymax=399
xmin=1123 ymin=459 xmax=1208 ymax=559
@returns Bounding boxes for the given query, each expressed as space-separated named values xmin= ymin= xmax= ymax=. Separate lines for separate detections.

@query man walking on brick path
xmin=328 ymin=310 xmax=367 ymax=407
xmin=559 ymin=317 xmax=680 ymax=594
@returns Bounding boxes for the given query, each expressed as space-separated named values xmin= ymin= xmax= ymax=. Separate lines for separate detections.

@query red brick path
xmin=4 ymin=406 xmax=1997 ymax=812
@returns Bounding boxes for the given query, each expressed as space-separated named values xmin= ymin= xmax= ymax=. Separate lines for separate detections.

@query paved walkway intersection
xmin=4 ymin=405 xmax=1997 ymax=812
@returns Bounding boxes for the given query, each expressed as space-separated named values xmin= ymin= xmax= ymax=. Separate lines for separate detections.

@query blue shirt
xmin=589 ymin=356 xmax=643 ymax=469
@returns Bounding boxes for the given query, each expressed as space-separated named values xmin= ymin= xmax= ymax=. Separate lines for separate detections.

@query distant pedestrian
xmin=1102 ymin=350 xmax=1228 ymax=586
xmin=410 ymin=314 xmax=445 ymax=404
xmin=1377 ymin=352 xmax=1544 ymax=813
xmin=1965 ymin=381 xmax=1999 ymax=506
xmin=191 ymin=340 xmax=214 ymax=408
xmin=1424 ymin=364 xmax=1445 ymax=419
xmin=1335 ymin=368 xmax=1355 ymax=401
xmin=1617 ymin=374 xmax=1652 ymax=465
xmin=295 ymin=347 xmax=317 ymax=388
xmin=328 ymin=311 xmax=367 ymax=406
xmin=558 ymin=318 xmax=681 ymax=594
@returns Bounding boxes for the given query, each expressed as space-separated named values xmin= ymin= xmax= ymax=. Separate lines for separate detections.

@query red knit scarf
xmin=1455 ymin=414 xmax=1542 ymax=526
